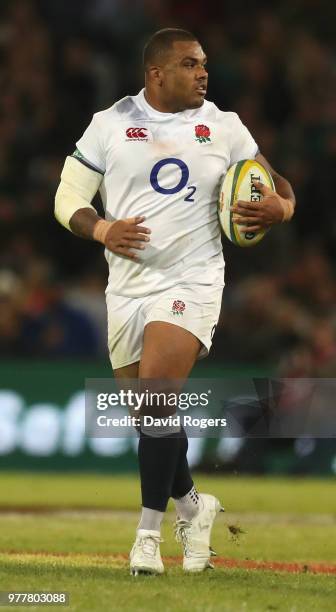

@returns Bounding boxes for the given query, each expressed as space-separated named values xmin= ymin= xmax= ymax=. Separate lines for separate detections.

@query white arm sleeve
xmin=230 ymin=113 xmax=259 ymax=165
xmin=54 ymin=156 xmax=103 ymax=231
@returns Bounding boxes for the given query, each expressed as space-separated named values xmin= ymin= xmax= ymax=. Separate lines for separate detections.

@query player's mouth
xmin=195 ymin=83 xmax=207 ymax=96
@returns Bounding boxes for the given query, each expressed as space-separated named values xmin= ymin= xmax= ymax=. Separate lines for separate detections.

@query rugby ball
xmin=218 ymin=159 xmax=275 ymax=247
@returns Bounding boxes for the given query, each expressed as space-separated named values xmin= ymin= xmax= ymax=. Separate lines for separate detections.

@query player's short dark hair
xmin=143 ymin=28 xmax=198 ymax=70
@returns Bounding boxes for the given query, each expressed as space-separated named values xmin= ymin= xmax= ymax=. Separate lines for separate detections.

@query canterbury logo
xmin=126 ymin=127 xmax=148 ymax=139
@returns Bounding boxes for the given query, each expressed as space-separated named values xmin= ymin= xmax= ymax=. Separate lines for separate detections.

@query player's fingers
xmin=126 ymin=232 xmax=150 ymax=242
xmin=231 ymin=205 xmax=259 ymax=216
xmin=240 ymin=225 xmax=263 ymax=232
xmin=114 ymin=246 xmax=140 ymax=261
xmin=125 ymin=216 xmax=146 ymax=225
xmin=252 ymin=180 xmax=273 ymax=195
xmin=233 ymin=216 xmax=260 ymax=225
xmin=134 ymin=224 xmax=151 ymax=234
xmin=127 ymin=224 xmax=151 ymax=234
xmin=232 ymin=201 xmax=260 ymax=212
xmin=119 ymin=238 xmax=146 ymax=250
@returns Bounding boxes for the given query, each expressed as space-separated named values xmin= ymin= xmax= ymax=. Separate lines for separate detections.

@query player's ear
xmin=147 ymin=66 xmax=163 ymax=86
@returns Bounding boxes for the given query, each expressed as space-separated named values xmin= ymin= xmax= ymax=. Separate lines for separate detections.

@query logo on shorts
xmin=195 ymin=124 xmax=211 ymax=143
xmin=126 ymin=127 xmax=149 ymax=141
xmin=172 ymin=300 xmax=186 ymax=316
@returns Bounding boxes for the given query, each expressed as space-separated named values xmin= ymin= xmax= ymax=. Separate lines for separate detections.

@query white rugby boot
xmin=174 ymin=493 xmax=224 ymax=572
xmin=130 ymin=529 xmax=164 ymax=576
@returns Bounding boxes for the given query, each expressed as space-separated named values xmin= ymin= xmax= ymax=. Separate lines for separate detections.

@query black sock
xmin=171 ymin=426 xmax=194 ymax=499
xmin=138 ymin=430 xmax=181 ymax=512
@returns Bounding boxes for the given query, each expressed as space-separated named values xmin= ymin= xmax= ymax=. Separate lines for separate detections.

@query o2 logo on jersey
xmin=150 ymin=158 xmax=196 ymax=202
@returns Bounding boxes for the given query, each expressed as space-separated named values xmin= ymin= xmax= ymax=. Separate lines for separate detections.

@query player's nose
xmin=196 ymin=67 xmax=207 ymax=81
xmin=196 ymin=76 xmax=207 ymax=89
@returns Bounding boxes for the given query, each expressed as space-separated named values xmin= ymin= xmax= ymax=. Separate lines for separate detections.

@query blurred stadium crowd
xmin=0 ymin=0 xmax=335 ymax=372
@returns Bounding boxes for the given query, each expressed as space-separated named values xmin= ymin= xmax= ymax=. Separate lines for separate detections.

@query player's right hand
xmin=103 ymin=216 xmax=151 ymax=261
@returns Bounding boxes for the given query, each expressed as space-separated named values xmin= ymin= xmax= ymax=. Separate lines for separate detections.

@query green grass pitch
xmin=0 ymin=473 xmax=335 ymax=611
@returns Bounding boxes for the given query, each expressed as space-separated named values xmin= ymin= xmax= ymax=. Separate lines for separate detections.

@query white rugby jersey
xmin=76 ymin=89 xmax=258 ymax=298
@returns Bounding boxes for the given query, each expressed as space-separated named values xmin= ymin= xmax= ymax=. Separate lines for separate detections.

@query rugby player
xmin=55 ymin=28 xmax=295 ymax=575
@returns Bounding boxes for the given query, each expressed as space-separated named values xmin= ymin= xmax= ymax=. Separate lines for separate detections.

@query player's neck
xmin=144 ymin=88 xmax=181 ymax=114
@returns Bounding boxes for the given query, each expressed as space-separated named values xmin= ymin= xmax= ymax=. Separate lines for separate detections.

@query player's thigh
xmin=113 ymin=361 xmax=140 ymax=419
xmin=113 ymin=362 xmax=139 ymax=379
xmin=139 ymin=284 xmax=223 ymax=380
xmin=106 ymin=292 xmax=144 ymax=371
xmin=139 ymin=321 xmax=201 ymax=379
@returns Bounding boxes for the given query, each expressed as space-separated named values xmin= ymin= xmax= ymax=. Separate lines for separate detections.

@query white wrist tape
xmin=280 ymin=198 xmax=295 ymax=222
xmin=54 ymin=156 xmax=103 ymax=231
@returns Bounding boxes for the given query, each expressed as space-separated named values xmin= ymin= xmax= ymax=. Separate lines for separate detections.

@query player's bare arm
xmin=55 ymin=156 xmax=151 ymax=261
xmin=231 ymin=152 xmax=296 ymax=232
xmin=70 ymin=209 xmax=151 ymax=262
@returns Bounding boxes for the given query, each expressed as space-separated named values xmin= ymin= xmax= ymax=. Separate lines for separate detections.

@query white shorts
xmin=106 ymin=284 xmax=223 ymax=370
